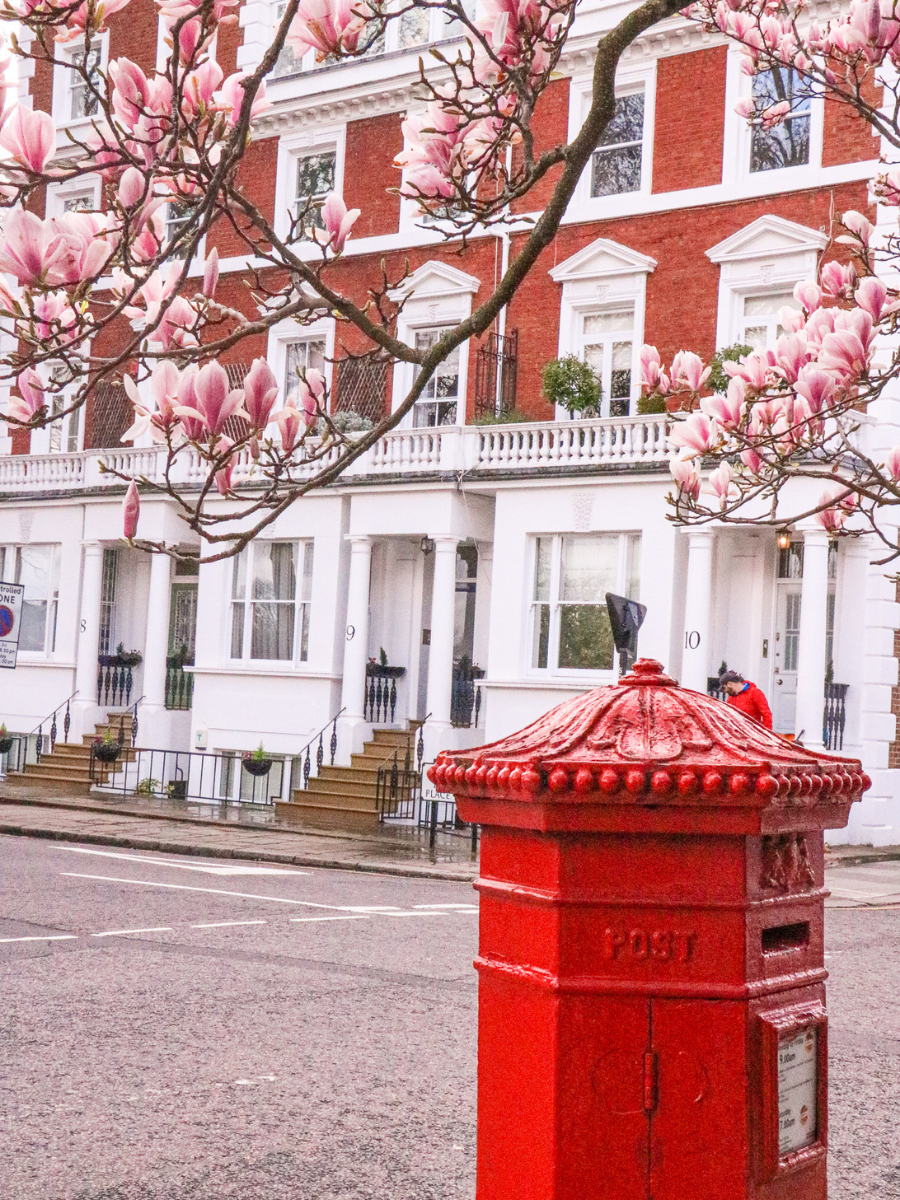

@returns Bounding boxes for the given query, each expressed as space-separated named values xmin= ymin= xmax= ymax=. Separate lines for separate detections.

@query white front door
xmin=772 ymin=585 xmax=801 ymax=733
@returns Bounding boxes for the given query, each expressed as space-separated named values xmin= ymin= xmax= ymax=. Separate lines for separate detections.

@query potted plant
xmin=541 ymin=355 xmax=602 ymax=419
xmin=0 ymin=724 xmax=14 ymax=755
xmin=114 ymin=642 xmax=143 ymax=668
xmin=93 ymin=727 xmax=121 ymax=763
xmin=242 ymin=743 xmax=273 ymax=776
xmin=365 ymin=647 xmax=406 ymax=679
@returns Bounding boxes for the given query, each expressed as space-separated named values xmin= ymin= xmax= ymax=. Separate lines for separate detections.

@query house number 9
xmin=685 ymin=631 xmax=700 ymax=649
xmin=346 ymin=625 xmax=355 ymax=641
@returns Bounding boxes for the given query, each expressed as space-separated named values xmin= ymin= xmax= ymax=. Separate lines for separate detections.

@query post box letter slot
xmin=761 ymin=921 xmax=810 ymax=955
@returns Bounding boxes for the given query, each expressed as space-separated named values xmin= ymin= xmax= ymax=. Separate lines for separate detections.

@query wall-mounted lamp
xmin=420 ymin=536 xmax=435 ymax=556
xmin=777 ymin=529 xmax=792 ymax=551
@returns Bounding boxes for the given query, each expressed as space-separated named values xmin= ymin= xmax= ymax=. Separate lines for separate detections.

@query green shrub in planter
xmin=637 ymin=393 xmax=668 ymax=415
xmin=707 ymin=343 xmax=753 ymax=395
xmin=541 ymin=355 xmax=601 ymax=416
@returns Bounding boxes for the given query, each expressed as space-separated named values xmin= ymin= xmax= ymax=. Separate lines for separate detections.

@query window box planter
xmin=242 ymin=755 xmax=273 ymax=777
xmin=365 ymin=664 xmax=406 ymax=679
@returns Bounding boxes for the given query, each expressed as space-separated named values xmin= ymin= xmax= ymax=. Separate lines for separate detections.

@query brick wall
xmin=653 ymin=47 xmax=727 ymax=193
xmin=345 ymin=113 xmax=403 ymax=238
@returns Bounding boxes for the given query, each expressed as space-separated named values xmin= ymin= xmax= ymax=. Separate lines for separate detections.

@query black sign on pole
xmin=605 ymin=593 xmax=647 ymax=677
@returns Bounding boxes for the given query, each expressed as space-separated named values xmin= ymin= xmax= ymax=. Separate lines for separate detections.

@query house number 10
xmin=685 ymin=631 xmax=701 ymax=649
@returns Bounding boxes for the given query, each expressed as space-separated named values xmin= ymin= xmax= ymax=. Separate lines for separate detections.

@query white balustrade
xmin=0 ymin=415 xmax=671 ymax=495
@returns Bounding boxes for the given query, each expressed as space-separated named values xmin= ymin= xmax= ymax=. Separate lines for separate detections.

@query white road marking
xmin=91 ymin=927 xmax=173 ymax=938
xmin=381 ymin=911 xmax=448 ymax=918
xmin=54 ymin=847 xmax=310 ymax=876
xmin=191 ymin=920 xmax=268 ymax=929
xmin=413 ymin=903 xmax=478 ymax=910
xmin=342 ymin=906 xmax=406 ymax=912
xmin=61 ymin=873 xmax=340 ymax=909
xmin=288 ymin=915 xmax=370 ymax=923
xmin=0 ymin=934 xmax=78 ymax=943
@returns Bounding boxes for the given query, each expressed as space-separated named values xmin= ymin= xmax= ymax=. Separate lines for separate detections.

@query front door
xmin=773 ymin=585 xmax=801 ymax=733
xmin=167 ymin=584 xmax=197 ymax=710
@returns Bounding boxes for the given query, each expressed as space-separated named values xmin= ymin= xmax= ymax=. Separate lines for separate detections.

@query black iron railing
xmin=451 ymin=660 xmax=485 ymax=728
xmin=375 ymin=719 xmax=427 ymax=822
xmin=364 ymin=664 xmax=405 ymax=724
xmin=90 ymin=745 xmax=287 ymax=805
xmin=824 ymin=682 xmax=849 ymax=751
xmin=18 ymin=690 xmax=79 ymax=765
xmin=292 ymin=707 xmax=345 ymax=792
xmin=97 ymin=654 xmax=141 ymax=708
xmin=473 ymin=329 xmax=518 ymax=419
xmin=165 ymin=659 xmax=194 ymax=710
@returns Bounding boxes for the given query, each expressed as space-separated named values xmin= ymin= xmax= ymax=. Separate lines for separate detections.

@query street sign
xmin=605 ymin=593 xmax=647 ymax=675
xmin=0 ymin=580 xmax=24 ymax=669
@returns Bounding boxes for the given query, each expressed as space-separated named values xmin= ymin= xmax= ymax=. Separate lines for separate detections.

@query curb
xmin=825 ymin=850 xmax=900 ymax=868
xmin=0 ymin=822 xmax=479 ymax=883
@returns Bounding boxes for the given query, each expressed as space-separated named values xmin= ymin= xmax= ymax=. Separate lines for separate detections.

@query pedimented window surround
xmin=706 ymin=214 xmax=827 ymax=349
xmin=550 ymin=237 xmax=656 ymax=419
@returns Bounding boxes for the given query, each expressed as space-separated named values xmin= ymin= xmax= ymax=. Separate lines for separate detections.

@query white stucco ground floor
xmin=1 ymin=418 xmax=899 ymax=843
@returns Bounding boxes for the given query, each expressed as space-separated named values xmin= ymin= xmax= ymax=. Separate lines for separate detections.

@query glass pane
xmin=583 ymin=344 xmax=604 ymax=375
xmin=533 ymin=537 xmax=551 ymax=601
xmin=399 ymin=7 xmax=430 ymax=46
xmin=597 ymin=93 xmax=644 ymax=147
xmin=591 ymin=143 xmax=642 ymax=197
xmin=253 ymin=543 xmax=296 ymax=601
xmin=743 ymin=292 xmax=796 ymax=317
xmin=558 ymin=605 xmax=614 ymax=670
xmin=784 ymin=593 xmax=802 ymax=672
xmin=560 ymin=536 xmax=618 ymax=603
xmin=251 ymin=602 xmax=294 ymax=659
xmin=583 ymin=310 xmax=634 ymax=336
xmin=299 ymin=603 xmax=310 ymax=662
xmin=532 ymin=604 xmax=550 ymax=669
xmin=63 ymin=192 xmax=94 ymax=214
xmin=626 ymin=534 xmax=641 ymax=600
xmin=752 ymin=66 xmax=813 ymax=112
xmin=610 ymin=342 xmax=632 ymax=399
xmin=70 ymin=45 xmax=102 ymax=119
xmin=67 ymin=404 xmax=80 ymax=453
xmin=230 ymin=603 xmax=244 ymax=658
xmin=301 ymin=542 xmax=314 ymax=602
xmin=16 ymin=546 xmax=52 ymax=653
xmin=742 ymin=325 xmax=767 ymax=350
xmin=296 ymin=152 xmax=336 ymax=229
xmin=750 ymin=114 xmax=810 ymax=172
xmin=413 ymin=400 xmax=457 ymax=426
xmin=272 ymin=0 xmax=306 ymax=77
xmin=778 ymin=543 xmax=804 ymax=579
xmin=285 ymin=339 xmax=326 ymax=408
xmin=231 ymin=549 xmax=247 ymax=599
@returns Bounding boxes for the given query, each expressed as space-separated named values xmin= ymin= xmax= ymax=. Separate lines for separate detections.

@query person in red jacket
xmin=720 ymin=670 xmax=773 ymax=729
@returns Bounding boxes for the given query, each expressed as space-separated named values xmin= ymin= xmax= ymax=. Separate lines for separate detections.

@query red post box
xmin=429 ymin=659 xmax=870 ymax=1200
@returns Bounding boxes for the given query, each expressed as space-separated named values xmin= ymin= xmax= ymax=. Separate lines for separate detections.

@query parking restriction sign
xmin=0 ymin=580 xmax=24 ymax=668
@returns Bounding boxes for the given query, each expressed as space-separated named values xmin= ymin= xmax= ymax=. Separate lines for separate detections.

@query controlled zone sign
xmin=0 ymin=580 xmax=24 ymax=668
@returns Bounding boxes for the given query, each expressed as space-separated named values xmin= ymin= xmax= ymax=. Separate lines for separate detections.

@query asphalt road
xmin=1 ymin=836 xmax=899 ymax=1200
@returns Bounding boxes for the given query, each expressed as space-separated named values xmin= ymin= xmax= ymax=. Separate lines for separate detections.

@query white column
xmin=340 ymin=536 xmax=373 ymax=722
xmin=142 ymin=552 xmax=172 ymax=710
xmin=426 ymin=536 xmax=458 ymax=733
xmin=71 ymin=542 xmax=104 ymax=735
xmin=681 ymin=530 xmax=714 ymax=693
xmin=795 ymin=527 xmax=830 ymax=751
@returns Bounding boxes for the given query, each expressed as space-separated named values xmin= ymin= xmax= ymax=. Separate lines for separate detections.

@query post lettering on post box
xmin=0 ymin=581 xmax=24 ymax=669
xmin=778 ymin=1027 xmax=817 ymax=1155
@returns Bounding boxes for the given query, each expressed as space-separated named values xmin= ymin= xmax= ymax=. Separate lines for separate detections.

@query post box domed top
xmin=430 ymin=659 xmax=869 ymax=823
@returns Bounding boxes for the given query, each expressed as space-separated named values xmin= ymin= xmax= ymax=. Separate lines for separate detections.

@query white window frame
xmin=706 ymin=215 xmax=827 ymax=350
xmin=52 ymin=32 xmax=109 ymax=129
xmin=0 ymin=543 xmax=61 ymax=656
xmin=267 ymin=314 xmax=335 ymax=415
xmin=390 ymin=261 xmax=479 ymax=427
xmin=228 ymin=539 xmax=314 ymax=665
xmin=45 ymin=175 xmax=102 ymax=219
xmin=550 ymin=237 xmax=655 ymax=420
xmin=738 ymin=288 xmax=800 ymax=352
xmin=273 ymin=127 xmax=345 ymax=246
xmin=528 ymin=532 xmax=641 ymax=678
xmin=723 ymin=47 xmax=824 ymax=186
xmin=568 ymin=62 xmax=655 ymax=217
xmin=29 ymin=359 xmax=86 ymax=455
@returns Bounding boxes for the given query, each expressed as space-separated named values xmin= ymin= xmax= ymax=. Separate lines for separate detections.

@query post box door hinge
xmin=643 ymin=1051 xmax=658 ymax=1112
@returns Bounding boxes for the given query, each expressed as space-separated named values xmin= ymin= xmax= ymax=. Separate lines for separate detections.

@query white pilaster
xmin=425 ymin=537 xmax=458 ymax=740
xmin=794 ymin=527 xmax=830 ymax=751
xmin=681 ymin=530 xmax=714 ymax=693
xmin=337 ymin=536 xmax=372 ymax=756
xmin=134 ymin=552 xmax=174 ymax=747
xmin=71 ymin=542 xmax=104 ymax=737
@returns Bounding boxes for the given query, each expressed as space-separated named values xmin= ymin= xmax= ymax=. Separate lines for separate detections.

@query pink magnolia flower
xmin=243 ymin=357 xmax=278 ymax=429
xmin=121 ymin=362 xmax=182 ymax=443
xmin=667 ymin=411 xmax=718 ymax=458
xmin=773 ymin=332 xmax=810 ymax=384
xmin=794 ymin=366 xmax=837 ymax=415
xmin=0 ymin=209 xmax=65 ymax=285
xmin=297 ymin=368 xmax=326 ymax=424
xmin=884 ymin=446 xmax=900 ymax=481
xmin=175 ymin=360 xmax=244 ymax=437
xmin=183 ymin=59 xmax=224 ymax=117
xmin=54 ymin=0 xmax=132 ymax=42
xmin=854 ymin=276 xmax=888 ymax=321
xmin=740 ymin=447 xmax=763 ymax=476
xmin=202 ymin=247 xmax=219 ymax=298
xmin=316 ymin=192 xmax=360 ymax=254
xmin=725 ymin=348 xmax=771 ymax=390
xmin=123 ymin=480 xmax=140 ymax=540
xmin=669 ymin=457 xmax=701 ymax=500
xmin=702 ymin=462 xmax=738 ymax=507
xmin=6 ymin=367 xmax=45 ymax=422
xmin=815 ymin=502 xmax=845 ymax=533
xmin=46 ymin=211 xmax=115 ymax=285
xmin=820 ymin=260 xmax=857 ymax=299
xmin=669 ymin=350 xmax=710 ymax=393
xmin=117 ymin=166 xmax=147 ymax=208
xmin=778 ymin=305 xmax=805 ymax=334
xmin=818 ymin=329 xmax=871 ymax=379
xmin=839 ymin=209 xmax=874 ymax=246
xmin=793 ymin=281 xmax=822 ymax=314
xmin=640 ymin=344 xmax=662 ymax=389
xmin=275 ymin=405 xmax=304 ymax=452
xmin=287 ymin=0 xmax=373 ymax=58
xmin=760 ymin=100 xmax=790 ymax=129
xmin=0 ymin=106 xmax=56 ymax=173
xmin=108 ymin=58 xmax=151 ymax=128
xmin=214 ymin=437 xmax=235 ymax=495
xmin=701 ymin=375 xmax=746 ymax=429
xmin=213 ymin=73 xmax=270 ymax=126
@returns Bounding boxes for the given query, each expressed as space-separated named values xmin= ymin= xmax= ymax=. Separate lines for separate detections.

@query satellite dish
xmin=605 ymin=593 xmax=647 ymax=675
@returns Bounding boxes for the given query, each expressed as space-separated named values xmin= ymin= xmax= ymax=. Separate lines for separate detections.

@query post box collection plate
xmin=757 ymin=1001 xmax=828 ymax=1180
xmin=778 ymin=1026 xmax=817 ymax=1155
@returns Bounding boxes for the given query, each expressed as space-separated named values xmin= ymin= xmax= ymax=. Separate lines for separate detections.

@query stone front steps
xmin=275 ymin=728 xmax=416 ymax=832
xmin=17 ymin=714 xmax=136 ymax=795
